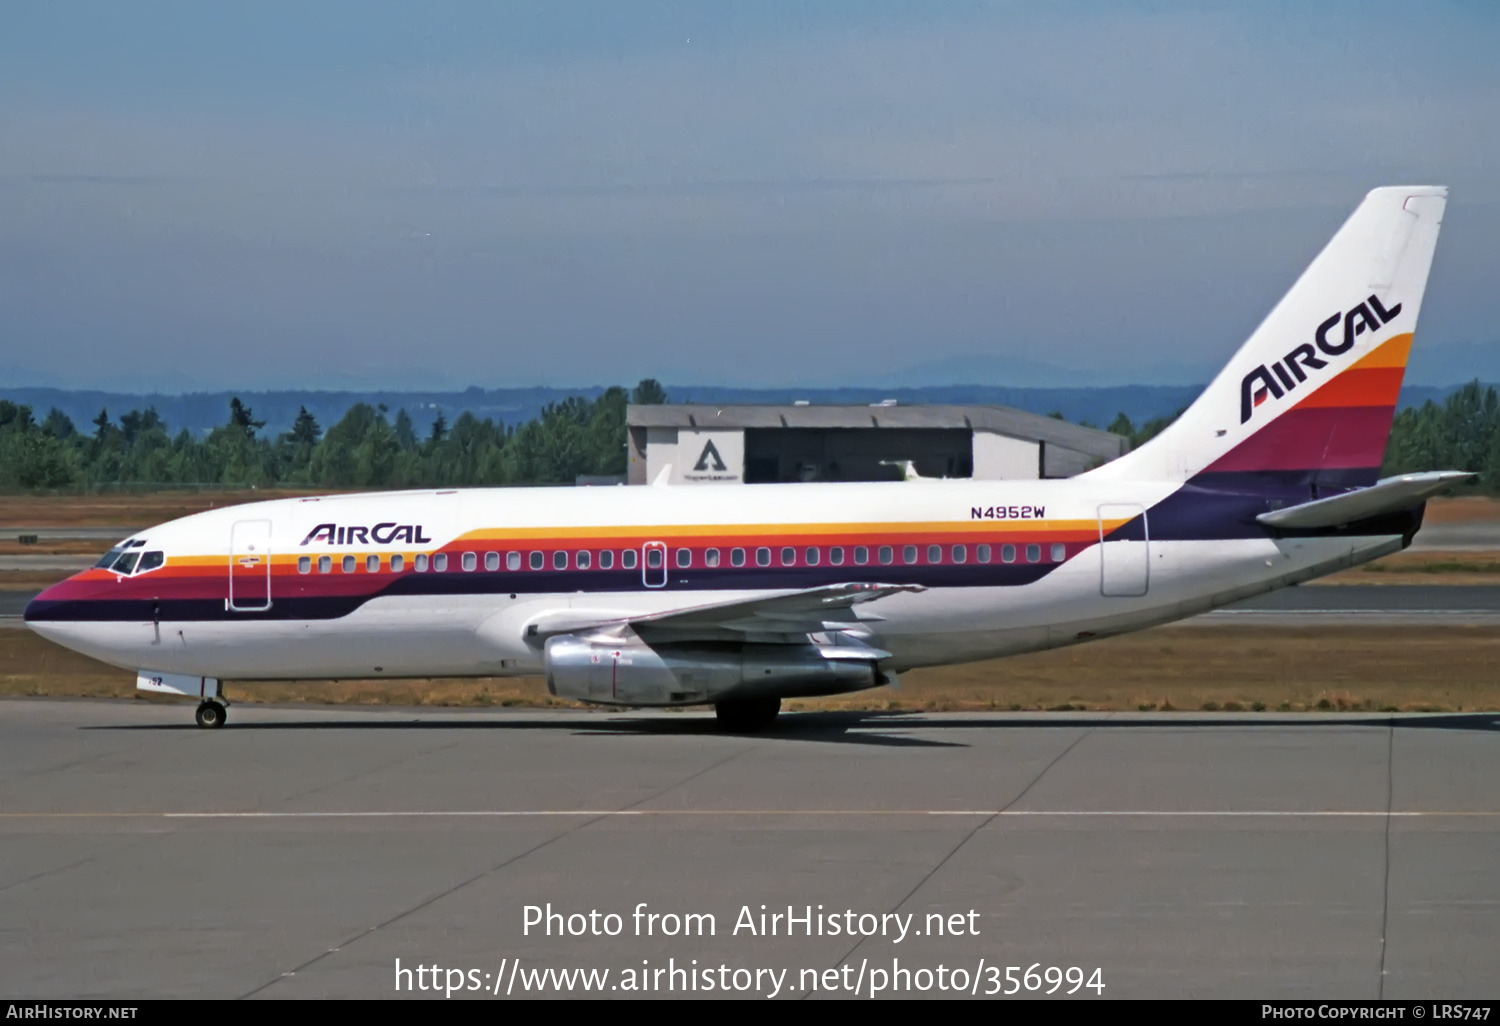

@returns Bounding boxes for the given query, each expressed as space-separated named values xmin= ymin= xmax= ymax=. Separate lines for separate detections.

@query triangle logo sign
xmin=694 ymin=440 xmax=728 ymax=472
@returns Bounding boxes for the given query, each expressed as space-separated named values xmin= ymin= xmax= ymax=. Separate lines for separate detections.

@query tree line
xmin=0 ymin=380 xmax=667 ymax=491
xmin=2 ymin=378 xmax=1498 ymax=492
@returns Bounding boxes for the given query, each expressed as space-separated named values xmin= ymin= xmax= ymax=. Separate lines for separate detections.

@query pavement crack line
xmin=238 ymin=742 xmax=755 ymax=999
xmin=808 ymin=725 xmax=1097 ymax=996
xmin=1378 ymin=718 xmax=1395 ymax=999
xmin=0 ymin=855 xmax=94 ymax=896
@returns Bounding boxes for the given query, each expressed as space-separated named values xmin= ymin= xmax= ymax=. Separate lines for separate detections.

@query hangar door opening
xmin=1097 ymin=504 xmax=1148 ymax=597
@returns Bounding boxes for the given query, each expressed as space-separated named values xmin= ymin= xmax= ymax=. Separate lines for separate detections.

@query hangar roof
xmin=626 ymin=403 xmax=1128 ymax=462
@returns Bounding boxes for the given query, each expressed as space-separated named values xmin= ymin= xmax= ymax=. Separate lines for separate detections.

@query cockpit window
xmin=136 ymin=551 xmax=165 ymax=574
xmin=111 ymin=551 xmax=140 ymax=575
xmin=95 ymin=548 xmax=125 ymax=569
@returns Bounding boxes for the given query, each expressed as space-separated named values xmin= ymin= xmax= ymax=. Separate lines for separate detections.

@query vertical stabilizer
xmin=1087 ymin=186 xmax=1446 ymax=489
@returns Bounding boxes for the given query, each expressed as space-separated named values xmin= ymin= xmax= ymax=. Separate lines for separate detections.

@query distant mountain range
xmin=0 ymin=381 xmax=1488 ymax=440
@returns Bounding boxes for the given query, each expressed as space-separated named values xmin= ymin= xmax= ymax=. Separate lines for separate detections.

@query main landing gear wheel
xmin=714 ymin=697 xmax=781 ymax=733
xmin=195 ymin=701 xmax=227 ymax=729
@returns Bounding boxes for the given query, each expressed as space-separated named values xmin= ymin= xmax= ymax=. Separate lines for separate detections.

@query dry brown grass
xmin=0 ymin=539 xmax=111 ymax=556
xmin=2 ymin=491 xmax=1496 ymax=530
xmin=5 ymin=622 xmax=1498 ymax=714
xmin=0 ymin=489 xmax=334 ymax=528
xmin=1315 ymin=549 xmax=1500 ymax=586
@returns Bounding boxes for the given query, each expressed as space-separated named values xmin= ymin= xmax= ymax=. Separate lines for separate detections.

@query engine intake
xmin=543 ymin=635 xmax=880 ymax=706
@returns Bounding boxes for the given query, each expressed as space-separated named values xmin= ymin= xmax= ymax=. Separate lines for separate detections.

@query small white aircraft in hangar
xmin=26 ymin=186 xmax=1468 ymax=731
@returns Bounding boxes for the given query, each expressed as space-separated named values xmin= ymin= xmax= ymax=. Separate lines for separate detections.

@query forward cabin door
xmin=1097 ymin=504 xmax=1149 ymax=597
xmin=228 ymin=519 xmax=273 ymax=611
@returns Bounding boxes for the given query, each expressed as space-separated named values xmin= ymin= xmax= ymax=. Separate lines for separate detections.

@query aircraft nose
xmin=24 ymin=577 xmax=79 ymax=623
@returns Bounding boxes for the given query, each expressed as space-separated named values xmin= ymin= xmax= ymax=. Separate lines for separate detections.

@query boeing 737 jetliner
xmin=25 ymin=187 xmax=1465 ymax=730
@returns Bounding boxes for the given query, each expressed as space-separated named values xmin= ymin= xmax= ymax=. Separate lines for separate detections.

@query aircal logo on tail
xmin=1239 ymin=295 xmax=1402 ymax=423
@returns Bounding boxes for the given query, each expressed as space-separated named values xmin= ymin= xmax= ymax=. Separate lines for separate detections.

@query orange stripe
xmin=1350 ymin=332 xmax=1414 ymax=371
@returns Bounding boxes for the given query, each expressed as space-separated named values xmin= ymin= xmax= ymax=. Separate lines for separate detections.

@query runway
xmin=2 ymin=700 xmax=1496 ymax=998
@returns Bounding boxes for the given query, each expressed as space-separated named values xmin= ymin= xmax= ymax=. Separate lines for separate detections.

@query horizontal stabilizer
xmin=1256 ymin=471 xmax=1474 ymax=530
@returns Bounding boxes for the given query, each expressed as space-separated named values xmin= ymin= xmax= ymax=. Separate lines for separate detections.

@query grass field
xmin=6 ymin=622 xmax=1498 ymax=714
xmin=1 ymin=490 xmax=1497 ymax=529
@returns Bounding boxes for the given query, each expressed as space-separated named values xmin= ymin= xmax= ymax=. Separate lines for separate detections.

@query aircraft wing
xmin=1256 ymin=471 xmax=1474 ymax=530
xmin=522 ymin=582 xmax=925 ymax=644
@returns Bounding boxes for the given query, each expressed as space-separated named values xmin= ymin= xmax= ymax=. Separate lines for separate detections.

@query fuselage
xmin=23 ymin=476 xmax=1411 ymax=690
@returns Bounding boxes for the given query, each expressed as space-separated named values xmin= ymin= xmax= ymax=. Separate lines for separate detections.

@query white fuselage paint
xmin=27 ymin=477 xmax=1401 ymax=691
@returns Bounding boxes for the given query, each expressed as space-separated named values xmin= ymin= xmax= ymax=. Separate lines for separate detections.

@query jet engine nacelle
xmin=543 ymin=635 xmax=880 ymax=706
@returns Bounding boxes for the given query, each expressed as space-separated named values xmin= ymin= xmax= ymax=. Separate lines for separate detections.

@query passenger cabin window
xmin=646 ymin=548 xmax=663 ymax=569
xmin=507 ymin=551 xmax=521 ymax=571
xmin=600 ymin=550 xmax=615 ymax=570
xmin=485 ymin=552 xmax=500 ymax=571
xmin=622 ymin=549 xmax=638 ymax=570
xmin=553 ymin=551 xmax=568 ymax=570
xmin=1026 ymin=543 xmax=1041 ymax=563
xmin=829 ymin=546 xmax=844 ymax=566
xmin=414 ymin=554 xmax=429 ymax=572
xmin=705 ymin=548 xmax=720 ymax=568
xmin=342 ymin=555 xmax=357 ymax=574
xmin=433 ymin=553 xmax=449 ymax=572
xmin=854 ymin=546 xmax=869 ymax=565
xmin=366 ymin=554 xmax=380 ymax=573
xmin=756 ymin=547 xmax=771 ymax=567
xmin=902 ymin=545 xmax=918 ymax=565
xmin=878 ymin=546 xmax=893 ymax=565
xmin=730 ymin=548 xmax=746 ymax=567
xmin=675 ymin=548 xmax=691 ymax=568
xmin=318 ymin=555 xmax=332 ymax=574
xmin=1051 ymin=543 xmax=1066 ymax=562
xmin=577 ymin=550 xmax=592 ymax=570
xmin=529 ymin=551 xmax=544 ymax=570
xmin=391 ymin=554 xmax=405 ymax=572
xmin=780 ymin=547 xmax=795 ymax=566
xmin=805 ymin=547 xmax=819 ymax=566
xmin=1001 ymin=544 xmax=1016 ymax=564
xmin=952 ymin=545 xmax=967 ymax=564
xmin=462 ymin=552 xmax=477 ymax=572
xmin=137 ymin=551 xmax=165 ymax=574
xmin=927 ymin=545 xmax=942 ymax=564
xmin=977 ymin=544 xmax=991 ymax=564
xmin=298 ymin=556 xmax=312 ymax=574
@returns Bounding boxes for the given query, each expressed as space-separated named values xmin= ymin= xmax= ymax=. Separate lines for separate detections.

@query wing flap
xmin=1256 ymin=471 xmax=1474 ymax=530
xmin=523 ymin=582 xmax=925 ymax=642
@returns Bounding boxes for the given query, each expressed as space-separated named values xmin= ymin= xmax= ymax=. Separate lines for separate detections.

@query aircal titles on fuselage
xmin=299 ymin=522 xmax=433 ymax=547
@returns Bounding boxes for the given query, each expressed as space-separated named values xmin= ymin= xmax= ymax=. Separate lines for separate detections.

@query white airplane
xmin=26 ymin=186 xmax=1466 ymax=731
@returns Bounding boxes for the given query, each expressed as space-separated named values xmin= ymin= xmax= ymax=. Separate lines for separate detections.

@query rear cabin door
xmin=229 ymin=519 xmax=273 ymax=611
xmin=1098 ymin=504 xmax=1149 ymax=597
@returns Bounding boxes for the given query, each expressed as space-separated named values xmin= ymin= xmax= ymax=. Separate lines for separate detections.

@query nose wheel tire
xmin=714 ymin=696 xmax=781 ymax=733
xmin=195 ymin=701 xmax=228 ymax=729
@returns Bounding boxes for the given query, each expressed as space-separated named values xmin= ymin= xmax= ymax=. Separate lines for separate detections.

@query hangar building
xmin=625 ymin=404 xmax=1128 ymax=485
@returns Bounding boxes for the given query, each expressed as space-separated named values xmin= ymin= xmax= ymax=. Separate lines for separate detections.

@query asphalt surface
xmin=1 ymin=700 xmax=1496 ymax=999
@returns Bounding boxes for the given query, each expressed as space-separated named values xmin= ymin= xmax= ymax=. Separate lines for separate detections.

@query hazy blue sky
xmin=1 ymin=1 xmax=1496 ymax=391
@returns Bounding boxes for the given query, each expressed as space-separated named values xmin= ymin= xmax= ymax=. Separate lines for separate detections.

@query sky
xmin=1 ymin=1 xmax=1497 ymax=392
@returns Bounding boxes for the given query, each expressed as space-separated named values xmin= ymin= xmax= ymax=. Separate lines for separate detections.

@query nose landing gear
xmin=195 ymin=701 xmax=228 ymax=729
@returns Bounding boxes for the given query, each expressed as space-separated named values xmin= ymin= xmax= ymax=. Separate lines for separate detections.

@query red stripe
xmin=1296 ymin=366 xmax=1405 ymax=410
